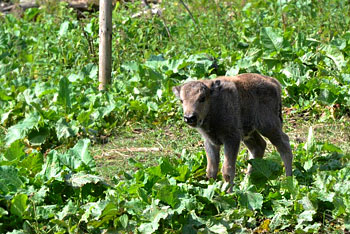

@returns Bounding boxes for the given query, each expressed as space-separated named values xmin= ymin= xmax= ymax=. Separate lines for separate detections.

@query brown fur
xmin=173 ymin=73 xmax=293 ymax=192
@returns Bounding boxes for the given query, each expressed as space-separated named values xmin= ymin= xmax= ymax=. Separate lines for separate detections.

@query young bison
xmin=172 ymin=73 xmax=293 ymax=191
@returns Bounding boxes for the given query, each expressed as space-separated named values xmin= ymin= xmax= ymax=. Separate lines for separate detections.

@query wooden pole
xmin=99 ymin=0 xmax=112 ymax=91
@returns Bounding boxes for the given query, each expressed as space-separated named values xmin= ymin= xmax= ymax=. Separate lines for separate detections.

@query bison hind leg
xmin=243 ymin=131 xmax=267 ymax=174
xmin=259 ymin=122 xmax=293 ymax=177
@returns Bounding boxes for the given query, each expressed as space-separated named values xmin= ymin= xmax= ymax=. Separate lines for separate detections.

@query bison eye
xmin=199 ymin=96 xmax=205 ymax=103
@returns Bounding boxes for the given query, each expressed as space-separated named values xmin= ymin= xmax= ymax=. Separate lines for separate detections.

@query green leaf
xmin=159 ymin=158 xmax=179 ymax=177
xmin=297 ymin=210 xmax=315 ymax=224
xmin=248 ymin=158 xmax=282 ymax=186
xmin=281 ymin=176 xmax=299 ymax=198
xmin=238 ymin=190 xmax=263 ymax=210
xmin=35 ymin=205 xmax=57 ymax=219
xmin=321 ymin=44 xmax=345 ymax=70
xmin=139 ymin=201 xmax=170 ymax=234
xmin=5 ymin=113 xmax=40 ymax=146
xmin=39 ymin=150 xmax=64 ymax=181
xmin=32 ymin=186 xmax=49 ymax=204
xmin=0 ymin=207 xmax=8 ymax=218
xmin=0 ymin=166 xmax=24 ymax=194
xmin=155 ymin=182 xmax=181 ymax=208
xmin=208 ymin=224 xmax=228 ymax=234
xmin=57 ymin=200 xmax=79 ymax=220
xmin=59 ymin=21 xmax=70 ymax=37
xmin=3 ymin=140 xmax=25 ymax=163
xmin=55 ymin=118 xmax=79 ymax=140
xmin=10 ymin=194 xmax=28 ymax=218
xmin=28 ymin=127 xmax=49 ymax=146
xmin=200 ymin=184 xmax=217 ymax=201
xmin=303 ymin=159 xmax=313 ymax=171
xmin=90 ymin=202 xmax=120 ymax=227
xmin=34 ymin=82 xmax=57 ymax=98
xmin=304 ymin=126 xmax=315 ymax=151
xmin=322 ymin=142 xmax=342 ymax=153
xmin=66 ymin=172 xmax=105 ymax=188
xmin=60 ymin=139 xmax=95 ymax=171
xmin=119 ymin=214 xmax=129 ymax=229
xmin=260 ymin=27 xmax=283 ymax=52
xmin=19 ymin=152 xmax=44 ymax=175
xmin=58 ymin=76 xmax=71 ymax=110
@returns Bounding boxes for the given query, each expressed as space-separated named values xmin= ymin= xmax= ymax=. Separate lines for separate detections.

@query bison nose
xmin=184 ymin=115 xmax=197 ymax=125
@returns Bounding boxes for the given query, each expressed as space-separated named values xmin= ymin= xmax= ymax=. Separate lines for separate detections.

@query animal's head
xmin=172 ymin=80 xmax=221 ymax=127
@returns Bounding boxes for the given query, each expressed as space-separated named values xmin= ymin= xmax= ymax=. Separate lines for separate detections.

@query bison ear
xmin=172 ymin=85 xmax=181 ymax=99
xmin=210 ymin=80 xmax=221 ymax=94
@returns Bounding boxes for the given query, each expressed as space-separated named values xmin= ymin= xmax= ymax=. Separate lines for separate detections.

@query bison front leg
xmin=204 ymin=140 xmax=220 ymax=179
xmin=222 ymin=136 xmax=240 ymax=193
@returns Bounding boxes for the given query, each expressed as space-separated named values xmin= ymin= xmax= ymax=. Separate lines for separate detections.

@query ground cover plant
xmin=0 ymin=0 xmax=350 ymax=232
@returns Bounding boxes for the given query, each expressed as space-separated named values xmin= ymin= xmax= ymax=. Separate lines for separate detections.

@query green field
xmin=1 ymin=0 xmax=350 ymax=232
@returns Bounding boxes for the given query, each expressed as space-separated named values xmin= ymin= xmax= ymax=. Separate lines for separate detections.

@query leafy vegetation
xmin=1 ymin=0 xmax=350 ymax=232
xmin=1 ymin=129 xmax=350 ymax=232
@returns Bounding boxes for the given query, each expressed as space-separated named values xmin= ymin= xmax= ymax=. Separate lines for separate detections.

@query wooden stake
xmin=99 ymin=0 xmax=112 ymax=91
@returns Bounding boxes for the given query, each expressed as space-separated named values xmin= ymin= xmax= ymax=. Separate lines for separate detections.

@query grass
xmin=92 ymin=114 xmax=350 ymax=180
xmin=92 ymin=121 xmax=202 ymax=180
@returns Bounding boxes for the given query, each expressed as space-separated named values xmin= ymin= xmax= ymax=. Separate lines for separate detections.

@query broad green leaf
xmin=200 ymin=184 xmax=217 ymax=201
xmin=297 ymin=210 xmax=315 ymax=224
xmin=59 ymin=21 xmax=70 ymax=37
xmin=225 ymin=66 xmax=239 ymax=76
xmin=60 ymin=139 xmax=95 ymax=171
xmin=1 ymin=110 xmax=12 ymax=124
xmin=3 ymin=140 xmax=25 ymax=163
xmin=80 ymin=201 xmax=107 ymax=223
xmin=66 ymin=172 xmax=105 ymax=188
xmin=321 ymin=44 xmax=345 ymax=70
xmin=159 ymin=158 xmax=179 ymax=177
xmin=0 ymin=89 xmax=13 ymax=101
xmin=260 ymin=27 xmax=283 ymax=52
xmin=322 ymin=142 xmax=342 ymax=153
xmin=248 ymin=158 xmax=282 ymax=186
xmin=120 ymin=214 xmax=129 ymax=229
xmin=35 ymin=205 xmax=57 ymax=219
xmin=57 ymin=200 xmax=79 ymax=220
xmin=175 ymin=165 xmax=190 ymax=182
xmin=303 ymin=159 xmax=313 ymax=171
xmin=91 ymin=202 xmax=120 ymax=227
xmin=10 ymin=194 xmax=28 ymax=218
xmin=281 ymin=176 xmax=299 ymax=198
xmin=28 ymin=127 xmax=49 ymax=146
xmin=0 ymin=166 xmax=24 ymax=194
xmin=0 ymin=207 xmax=8 ymax=218
xmin=5 ymin=112 xmax=40 ymax=145
xmin=155 ymin=182 xmax=181 ymax=208
xmin=304 ymin=126 xmax=315 ymax=151
xmin=208 ymin=224 xmax=228 ymax=234
xmin=139 ymin=201 xmax=170 ymax=234
xmin=32 ymin=186 xmax=49 ymax=204
xmin=19 ymin=152 xmax=44 ymax=175
xmin=39 ymin=150 xmax=63 ymax=181
xmin=58 ymin=76 xmax=71 ymax=110
xmin=139 ymin=222 xmax=159 ymax=234
xmin=238 ymin=190 xmax=263 ymax=210
xmin=34 ymin=82 xmax=56 ymax=98
xmin=55 ymin=118 xmax=79 ymax=140
xmin=68 ymin=73 xmax=84 ymax=82
xmin=299 ymin=195 xmax=315 ymax=211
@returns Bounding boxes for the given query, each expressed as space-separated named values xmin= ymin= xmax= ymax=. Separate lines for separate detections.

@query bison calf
xmin=173 ymin=73 xmax=293 ymax=191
